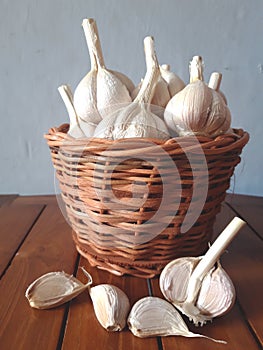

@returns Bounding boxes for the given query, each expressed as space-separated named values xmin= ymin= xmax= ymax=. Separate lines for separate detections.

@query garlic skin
xmin=160 ymin=64 xmax=185 ymax=96
xmin=208 ymin=72 xmax=227 ymax=104
xmin=74 ymin=18 xmax=132 ymax=124
xmin=128 ymin=296 xmax=225 ymax=343
xmin=25 ymin=271 xmax=92 ymax=309
xmin=160 ymin=217 xmax=246 ymax=326
xmin=58 ymin=85 xmax=95 ymax=138
xmin=94 ymin=37 xmax=170 ymax=140
xmin=89 ymin=284 xmax=130 ymax=331
xmin=164 ymin=56 xmax=231 ymax=137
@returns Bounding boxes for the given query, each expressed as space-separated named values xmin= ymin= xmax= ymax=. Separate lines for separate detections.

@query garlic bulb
xmin=164 ymin=56 xmax=231 ymax=137
xmin=81 ymin=268 xmax=130 ymax=331
xmin=58 ymin=85 xmax=95 ymax=138
xmin=25 ymin=270 xmax=92 ymax=309
xmin=93 ymin=36 xmax=170 ymax=140
xmin=128 ymin=296 xmax=225 ymax=343
xmin=160 ymin=64 xmax=185 ymax=96
xmin=131 ymin=52 xmax=185 ymax=109
xmin=74 ymin=18 xmax=132 ymax=123
xmin=160 ymin=217 xmax=246 ymax=325
xmin=208 ymin=72 xmax=227 ymax=104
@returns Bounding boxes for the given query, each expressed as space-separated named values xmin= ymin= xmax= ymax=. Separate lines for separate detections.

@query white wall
xmin=0 ymin=0 xmax=262 ymax=196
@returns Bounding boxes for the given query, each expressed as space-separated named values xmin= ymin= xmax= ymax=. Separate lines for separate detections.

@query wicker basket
xmin=45 ymin=124 xmax=249 ymax=278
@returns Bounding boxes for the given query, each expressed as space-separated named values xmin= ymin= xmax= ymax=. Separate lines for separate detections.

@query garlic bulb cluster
xmin=164 ymin=56 xmax=231 ymax=137
xmin=73 ymin=18 xmax=133 ymax=127
xmin=93 ymin=36 xmax=170 ymax=140
xmin=160 ymin=217 xmax=246 ymax=325
xmin=128 ymin=296 xmax=225 ymax=343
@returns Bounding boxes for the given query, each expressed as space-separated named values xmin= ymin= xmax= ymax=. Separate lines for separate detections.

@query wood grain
xmin=0 ymin=194 xmax=18 ymax=207
xmin=0 ymin=202 xmax=78 ymax=350
xmin=226 ymin=193 xmax=263 ymax=238
xmin=0 ymin=203 xmax=44 ymax=277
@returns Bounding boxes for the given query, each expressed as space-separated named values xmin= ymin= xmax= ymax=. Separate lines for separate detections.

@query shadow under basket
xmin=45 ymin=124 xmax=249 ymax=278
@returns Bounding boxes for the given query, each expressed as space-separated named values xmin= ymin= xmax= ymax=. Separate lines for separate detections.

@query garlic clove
xmin=89 ymin=283 xmax=130 ymax=331
xmin=196 ymin=262 xmax=236 ymax=317
xmin=160 ymin=64 xmax=185 ymax=96
xmin=128 ymin=296 xmax=225 ymax=343
xmin=159 ymin=257 xmax=201 ymax=304
xmin=25 ymin=271 xmax=92 ymax=309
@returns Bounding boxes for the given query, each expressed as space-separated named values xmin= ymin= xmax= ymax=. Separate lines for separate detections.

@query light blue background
xmin=0 ymin=0 xmax=262 ymax=196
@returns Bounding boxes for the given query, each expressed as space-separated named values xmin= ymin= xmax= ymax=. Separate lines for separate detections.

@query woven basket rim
xmin=44 ymin=123 xmax=249 ymax=155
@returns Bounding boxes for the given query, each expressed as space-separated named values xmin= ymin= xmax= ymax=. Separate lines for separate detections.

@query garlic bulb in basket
xmin=94 ymin=36 xmax=170 ymax=140
xmin=208 ymin=72 xmax=227 ymax=104
xmin=160 ymin=217 xmax=246 ymax=325
xmin=58 ymin=85 xmax=95 ymax=138
xmin=128 ymin=296 xmax=225 ymax=343
xmin=74 ymin=18 xmax=133 ymax=123
xmin=164 ymin=56 xmax=231 ymax=137
xmin=160 ymin=64 xmax=185 ymax=96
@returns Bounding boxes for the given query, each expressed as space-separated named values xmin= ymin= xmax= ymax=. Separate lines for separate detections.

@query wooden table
xmin=0 ymin=194 xmax=262 ymax=350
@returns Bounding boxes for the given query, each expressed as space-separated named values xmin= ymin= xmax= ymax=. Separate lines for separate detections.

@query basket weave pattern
xmin=45 ymin=124 xmax=249 ymax=278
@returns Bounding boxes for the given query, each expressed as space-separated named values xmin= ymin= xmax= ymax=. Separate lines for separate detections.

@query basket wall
xmin=45 ymin=124 xmax=249 ymax=278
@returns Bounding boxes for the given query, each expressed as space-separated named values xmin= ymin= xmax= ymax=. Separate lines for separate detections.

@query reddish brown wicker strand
xmin=45 ymin=124 xmax=249 ymax=278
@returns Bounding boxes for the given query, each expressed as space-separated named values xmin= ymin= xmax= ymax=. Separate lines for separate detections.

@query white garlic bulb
xmin=132 ymin=62 xmax=185 ymax=109
xmin=74 ymin=18 xmax=132 ymax=124
xmin=58 ymin=85 xmax=95 ymax=138
xmin=94 ymin=36 xmax=170 ymax=140
xmin=160 ymin=217 xmax=246 ymax=325
xmin=128 ymin=296 xmax=225 ymax=343
xmin=164 ymin=56 xmax=231 ymax=137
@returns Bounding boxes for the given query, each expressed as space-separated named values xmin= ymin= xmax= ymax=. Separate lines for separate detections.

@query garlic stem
xmin=208 ymin=72 xmax=222 ymax=91
xmin=185 ymin=217 xmax=246 ymax=309
xmin=58 ymin=85 xmax=80 ymax=128
xmin=189 ymin=56 xmax=204 ymax=83
xmin=135 ymin=36 xmax=160 ymax=104
xmin=82 ymin=18 xmax=105 ymax=69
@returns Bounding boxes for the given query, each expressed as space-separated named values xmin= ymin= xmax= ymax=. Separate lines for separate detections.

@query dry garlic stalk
xmin=160 ymin=217 xmax=246 ymax=325
xmin=164 ymin=56 xmax=231 ymax=137
xmin=25 ymin=270 xmax=92 ymax=309
xmin=81 ymin=268 xmax=130 ymax=332
xmin=208 ymin=72 xmax=227 ymax=104
xmin=128 ymin=296 xmax=225 ymax=343
xmin=93 ymin=36 xmax=170 ymax=140
xmin=58 ymin=85 xmax=95 ymax=138
xmin=74 ymin=18 xmax=133 ymax=123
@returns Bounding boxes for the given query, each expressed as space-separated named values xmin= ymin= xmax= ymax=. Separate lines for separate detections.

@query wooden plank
xmin=61 ymin=259 xmax=159 ymax=350
xmin=214 ymin=203 xmax=263 ymax=347
xmin=0 ymin=203 xmax=44 ymax=277
xmin=0 ymin=201 xmax=78 ymax=350
xmin=13 ymin=194 xmax=57 ymax=205
xmin=226 ymin=193 xmax=263 ymax=238
xmin=150 ymin=203 xmax=262 ymax=350
xmin=0 ymin=194 xmax=18 ymax=207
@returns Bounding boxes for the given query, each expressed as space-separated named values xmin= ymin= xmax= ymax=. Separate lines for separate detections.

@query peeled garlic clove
xmin=160 ymin=64 xmax=185 ymax=96
xmin=128 ymin=296 xmax=225 ymax=343
xmin=89 ymin=284 xmax=130 ymax=331
xmin=197 ymin=263 xmax=235 ymax=317
xmin=25 ymin=271 xmax=92 ymax=309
